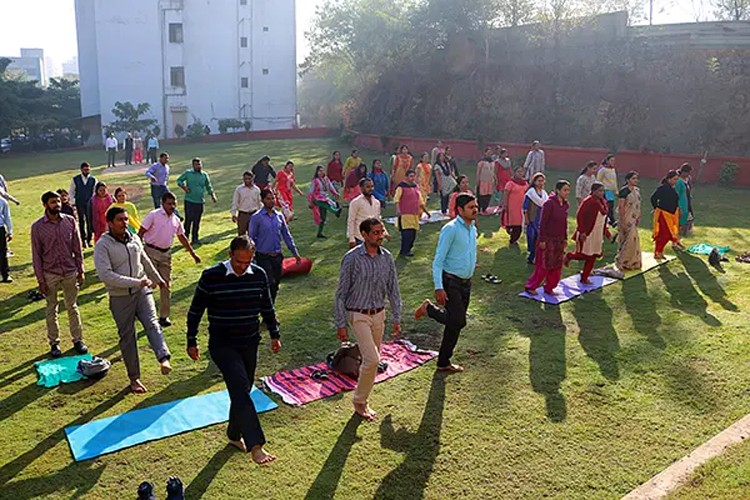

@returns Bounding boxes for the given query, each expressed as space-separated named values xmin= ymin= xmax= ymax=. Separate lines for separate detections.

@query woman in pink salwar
xmin=308 ymin=165 xmax=341 ymax=238
xmin=89 ymin=181 xmax=114 ymax=242
xmin=502 ymin=167 xmax=529 ymax=244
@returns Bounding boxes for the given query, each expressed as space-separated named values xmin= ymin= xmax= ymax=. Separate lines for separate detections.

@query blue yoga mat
xmin=65 ymin=387 xmax=277 ymax=461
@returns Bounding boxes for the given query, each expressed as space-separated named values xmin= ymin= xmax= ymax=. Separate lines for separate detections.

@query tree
xmin=174 ymin=124 xmax=185 ymax=138
xmin=109 ymin=101 xmax=157 ymax=133
xmin=712 ymin=0 xmax=750 ymax=19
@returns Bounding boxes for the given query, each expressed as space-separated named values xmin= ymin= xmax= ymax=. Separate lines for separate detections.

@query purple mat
xmin=519 ymin=274 xmax=617 ymax=304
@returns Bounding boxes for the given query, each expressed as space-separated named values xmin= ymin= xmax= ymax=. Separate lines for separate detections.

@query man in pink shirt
xmin=138 ymin=191 xmax=201 ymax=327
xmin=31 ymin=191 xmax=88 ymax=358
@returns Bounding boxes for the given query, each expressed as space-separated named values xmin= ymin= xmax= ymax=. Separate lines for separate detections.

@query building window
xmin=263 ymin=26 xmax=269 ymax=32
xmin=240 ymin=37 xmax=248 ymax=48
xmin=169 ymin=23 xmax=183 ymax=43
xmin=170 ymin=66 xmax=185 ymax=87
xmin=240 ymin=0 xmax=247 ymax=4
xmin=241 ymin=77 xmax=249 ymax=88
xmin=262 ymin=68 xmax=269 ymax=75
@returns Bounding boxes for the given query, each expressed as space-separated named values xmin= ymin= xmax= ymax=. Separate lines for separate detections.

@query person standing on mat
xmin=32 ymin=191 xmax=88 ymax=358
xmin=394 ymin=170 xmax=428 ymax=257
xmin=231 ymin=171 xmax=262 ymax=236
xmin=650 ymin=170 xmax=684 ymax=259
xmin=347 ymin=178 xmax=387 ymax=248
xmin=615 ymin=171 xmax=642 ymax=271
xmin=248 ymin=189 xmax=301 ymax=303
xmin=524 ymin=180 xmax=571 ymax=296
xmin=564 ymin=182 xmax=610 ymax=285
xmin=69 ymin=162 xmax=97 ymax=248
xmin=95 ymin=206 xmax=172 ymax=393
xmin=335 ymin=217 xmax=402 ymax=420
xmin=176 ymin=158 xmax=217 ymax=245
xmin=186 ymin=235 xmax=281 ymax=464
xmin=146 ymin=153 xmax=171 ymax=210
xmin=414 ymin=194 xmax=478 ymax=373
xmin=139 ymin=191 xmax=201 ymax=327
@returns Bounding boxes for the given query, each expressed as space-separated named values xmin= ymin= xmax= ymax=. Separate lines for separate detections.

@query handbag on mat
xmin=326 ymin=342 xmax=361 ymax=379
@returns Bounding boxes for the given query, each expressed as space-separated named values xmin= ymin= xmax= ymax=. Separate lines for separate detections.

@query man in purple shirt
xmin=145 ymin=152 xmax=171 ymax=209
xmin=248 ymin=189 xmax=300 ymax=303
xmin=31 ymin=191 xmax=88 ymax=358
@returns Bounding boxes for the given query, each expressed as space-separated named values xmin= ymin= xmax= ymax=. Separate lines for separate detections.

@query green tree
xmin=712 ymin=0 xmax=750 ymax=19
xmin=109 ymin=101 xmax=157 ymax=133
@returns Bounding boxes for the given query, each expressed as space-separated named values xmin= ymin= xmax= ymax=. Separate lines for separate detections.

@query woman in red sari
xmin=525 ymin=180 xmax=571 ymax=296
xmin=565 ymin=182 xmax=610 ymax=284
xmin=90 ymin=181 xmax=114 ymax=242
xmin=273 ymin=161 xmax=303 ymax=220
xmin=344 ymin=163 xmax=367 ymax=202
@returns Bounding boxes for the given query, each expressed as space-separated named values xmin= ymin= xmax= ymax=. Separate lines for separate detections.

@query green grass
xmin=0 ymin=138 xmax=749 ymax=499
xmin=670 ymin=437 xmax=750 ymax=499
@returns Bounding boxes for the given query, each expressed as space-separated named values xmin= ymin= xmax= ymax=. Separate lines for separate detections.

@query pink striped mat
xmin=261 ymin=340 xmax=437 ymax=406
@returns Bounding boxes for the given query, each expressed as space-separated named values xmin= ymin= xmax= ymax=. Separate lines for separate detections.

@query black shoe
xmin=137 ymin=481 xmax=156 ymax=500
xmin=1 ymin=277 xmax=12 ymax=283
xmin=166 ymin=476 xmax=184 ymax=500
xmin=191 ymin=240 xmax=201 ymax=246
xmin=159 ymin=317 xmax=172 ymax=327
xmin=73 ymin=341 xmax=88 ymax=354
xmin=50 ymin=345 xmax=62 ymax=358
xmin=317 ymin=234 xmax=327 ymax=239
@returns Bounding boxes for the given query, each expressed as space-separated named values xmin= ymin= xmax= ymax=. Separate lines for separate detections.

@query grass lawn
xmin=0 ymin=137 xmax=749 ymax=499
xmin=670 ymin=437 xmax=750 ymax=499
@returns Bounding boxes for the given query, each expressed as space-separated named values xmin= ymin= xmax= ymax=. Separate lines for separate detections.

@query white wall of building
xmin=75 ymin=0 xmax=297 ymax=140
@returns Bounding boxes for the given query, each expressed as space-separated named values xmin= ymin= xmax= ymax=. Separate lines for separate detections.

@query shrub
xmin=218 ymin=119 xmax=244 ymax=134
xmin=186 ymin=117 xmax=207 ymax=140
xmin=719 ymin=161 xmax=738 ymax=186
xmin=174 ymin=124 xmax=185 ymax=138
xmin=243 ymin=120 xmax=252 ymax=132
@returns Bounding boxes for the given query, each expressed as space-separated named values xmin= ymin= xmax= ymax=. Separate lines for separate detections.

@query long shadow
xmin=0 ymin=461 xmax=106 ymax=498
xmin=515 ymin=303 xmax=567 ymax=422
xmin=0 ymin=352 xmax=48 ymax=382
xmin=0 ymin=388 xmax=129 ymax=490
xmin=572 ymin=292 xmax=621 ymax=380
xmin=304 ymin=415 xmax=362 ymax=499
xmin=183 ymin=445 xmax=236 ymax=500
xmin=373 ymin=372 xmax=445 ymax=500
xmin=658 ymin=265 xmax=721 ymax=326
xmin=622 ymin=274 xmax=665 ymax=349
xmin=676 ymin=252 xmax=738 ymax=312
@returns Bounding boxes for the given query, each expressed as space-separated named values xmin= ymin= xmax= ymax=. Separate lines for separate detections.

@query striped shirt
xmin=334 ymin=245 xmax=401 ymax=328
xmin=31 ymin=213 xmax=84 ymax=284
xmin=187 ymin=262 xmax=279 ymax=348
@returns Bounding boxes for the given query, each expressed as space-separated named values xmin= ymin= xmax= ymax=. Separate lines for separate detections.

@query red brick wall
xmin=352 ymin=132 xmax=750 ymax=186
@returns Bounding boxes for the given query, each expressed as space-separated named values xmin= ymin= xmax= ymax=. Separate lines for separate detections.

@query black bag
xmin=77 ymin=357 xmax=111 ymax=380
xmin=326 ymin=342 xmax=361 ymax=379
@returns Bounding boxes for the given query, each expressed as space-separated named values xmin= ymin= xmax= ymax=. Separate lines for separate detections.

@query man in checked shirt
xmin=334 ymin=217 xmax=402 ymax=421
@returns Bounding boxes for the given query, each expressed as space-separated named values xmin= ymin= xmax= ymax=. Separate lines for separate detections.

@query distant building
xmin=74 ymin=0 xmax=298 ymax=143
xmin=62 ymin=57 xmax=80 ymax=80
xmin=4 ymin=48 xmax=47 ymax=86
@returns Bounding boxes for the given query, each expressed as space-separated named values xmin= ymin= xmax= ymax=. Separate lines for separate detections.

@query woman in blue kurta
xmin=523 ymin=173 xmax=548 ymax=264
xmin=676 ymin=163 xmax=693 ymax=236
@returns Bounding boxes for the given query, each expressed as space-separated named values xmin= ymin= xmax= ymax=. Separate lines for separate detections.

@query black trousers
xmin=478 ymin=194 xmax=491 ymax=212
xmin=209 ymin=340 xmax=266 ymax=448
xmin=398 ymin=217 xmax=417 ymax=255
xmin=124 ymin=148 xmax=133 ymax=165
xmin=184 ymin=201 xmax=204 ymax=242
xmin=147 ymin=148 xmax=157 ymax=164
xmin=427 ymin=273 xmax=471 ymax=367
xmin=75 ymin=202 xmax=93 ymax=243
xmin=607 ymin=199 xmax=616 ymax=226
xmin=0 ymin=227 xmax=8 ymax=279
xmin=254 ymin=253 xmax=283 ymax=303
xmin=107 ymin=149 xmax=116 ymax=168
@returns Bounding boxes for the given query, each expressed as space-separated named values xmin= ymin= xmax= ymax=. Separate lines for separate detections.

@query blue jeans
xmin=526 ymin=221 xmax=539 ymax=263
xmin=150 ymin=184 xmax=167 ymax=209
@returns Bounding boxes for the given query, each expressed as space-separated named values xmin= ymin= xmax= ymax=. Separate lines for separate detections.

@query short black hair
xmin=405 ymin=169 xmax=416 ymax=176
xmin=555 ymin=180 xmax=571 ymax=191
xmin=359 ymin=177 xmax=373 ymax=188
xmin=359 ymin=217 xmax=383 ymax=234
xmin=80 ymin=162 xmax=90 ymax=169
xmin=591 ymin=182 xmax=604 ymax=193
xmin=625 ymin=171 xmax=639 ymax=182
xmin=192 ymin=157 xmax=201 ymax=165
xmin=42 ymin=191 xmax=60 ymax=205
xmin=260 ymin=188 xmax=274 ymax=199
xmin=230 ymin=235 xmax=256 ymax=253
xmin=106 ymin=206 xmax=127 ymax=222
xmin=161 ymin=191 xmax=176 ymax=203
xmin=56 ymin=188 xmax=68 ymax=196
xmin=679 ymin=162 xmax=693 ymax=173
xmin=243 ymin=171 xmax=254 ymax=178
xmin=114 ymin=187 xmax=125 ymax=197
xmin=160 ymin=152 xmax=169 ymax=159
xmin=455 ymin=193 xmax=476 ymax=210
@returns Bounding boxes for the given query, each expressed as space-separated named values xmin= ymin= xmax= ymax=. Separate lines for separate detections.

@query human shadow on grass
xmin=658 ymin=265 xmax=721 ymax=326
xmin=373 ymin=372 xmax=445 ymax=500
xmin=183 ymin=445 xmax=236 ymax=500
xmin=514 ymin=302 xmax=567 ymax=422
xmin=0 ymin=352 xmax=48 ymax=384
xmin=304 ymin=415 xmax=362 ymax=499
xmin=676 ymin=252 xmax=738 ymax=312
xmin=621 ymin=274 xmax=665 ymax=349
xmin=571 ymin=292 xmax=620 ymax=381
xmin=0 ymin=456 xmax=106 ymax=498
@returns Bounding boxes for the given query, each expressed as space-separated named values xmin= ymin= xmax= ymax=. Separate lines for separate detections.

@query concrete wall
xmin=75 ymin=0 xmax=100 ymax=119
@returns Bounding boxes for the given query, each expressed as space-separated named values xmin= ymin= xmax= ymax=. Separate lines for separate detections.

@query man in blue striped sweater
xmin=186 ymin=235 xmax=281 ymax=465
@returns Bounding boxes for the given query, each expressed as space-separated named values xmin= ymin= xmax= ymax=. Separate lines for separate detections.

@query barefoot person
xmin=565 ymin=182 xmax=610 ymax=285
xmin=615 ymin=171 xmax=642 ymax=271
xmin=186 ymin=236 xmax=281 ymax=464
xmin=94 ymin=207 xmax=171 ymax=393
xmin=334 ymin=218 xmax=402 ymax=420
xmin=524 ymin=181 xmax=571 ymax=296
xmin=414 ymin=194 xmax=478 ymax=373
xmin=650 ymin=170 xmax=684 ymax=259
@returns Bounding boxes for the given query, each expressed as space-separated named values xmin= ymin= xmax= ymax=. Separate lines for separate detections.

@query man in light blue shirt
xmin=145 ymin=152 xmax=171 ymax=209
xmin=0 ymin=197 xmax=13 ymax=282
xmin=146 ymin=133 xmax=160 ymax=164
xmin=415 ymin=193 xmax=478 ymax=373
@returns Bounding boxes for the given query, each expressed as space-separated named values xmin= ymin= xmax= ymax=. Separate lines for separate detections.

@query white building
xmin=62 ymin=57 xmax=80 ymax=80
xmin=4 ymin=48 xmax=47 ymax=86
xmin=74 ymin=0 xmax=297 ymax=142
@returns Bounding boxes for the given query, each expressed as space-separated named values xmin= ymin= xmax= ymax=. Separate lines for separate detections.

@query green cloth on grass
xmin=35 ymin=354 xmax=92 ymax=388
xmin=687 ymin=243 xmax=730 ymax=256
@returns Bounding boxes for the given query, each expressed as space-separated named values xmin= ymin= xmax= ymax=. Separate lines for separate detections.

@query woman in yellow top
xmin=390 ymin=144 xmax=414 ymax=195
xmin=109 ymin=187 xmax=142 ymax=234
xmin=416 ymin=153 xmax=432 ymax=201
xmin=344 ymin=149 xmax=363 ymax=178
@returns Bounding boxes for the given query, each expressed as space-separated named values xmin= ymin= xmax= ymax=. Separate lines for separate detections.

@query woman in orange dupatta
xmin=650 ymin=170 xmax=684 ymax=259
xmin=390 ymin=145 xmax=413 ymax=195
xmin=416 ymin=153 xmax=432 ymax=201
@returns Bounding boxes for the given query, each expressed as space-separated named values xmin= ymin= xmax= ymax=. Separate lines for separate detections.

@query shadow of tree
xmin=658 ymin=265 xmax=721 ymax=326
xmin=373 ymin=372 xmax=445 ymax=499
xmin=572 ymin=292 xmax=620 ymax=381
xmin=676 ymin=252 xmax=738 ymax=312
xmin=304 ymin=415 xmax=362 ymax=499
xmin=622 ymin=274 xmax=665 ymax=349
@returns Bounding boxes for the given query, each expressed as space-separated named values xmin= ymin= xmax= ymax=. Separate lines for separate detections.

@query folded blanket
xmin=687 ymin=243 xmax=730 ymax=256
xmin=35 ymin=354 xmax=93 ymax=388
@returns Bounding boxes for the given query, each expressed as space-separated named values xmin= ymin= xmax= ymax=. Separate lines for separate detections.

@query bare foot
xmin=437 ymin=364 xmax=464 ymax=373
xmin=250 ymin=445 xmax=277 ymax=465
xmin=353 ymin=402 xmax=375 ymax=421
xmin=414 ymin=299 xmax=431 ymax=321
xmin=160 ymin=359 xmax=172 ymax=375
xmin=365 ymin=405 xmax=377 ymax=418
xmin=228 ymin=438 xmax=247 ymax=452
xmin=130 ymin=379 xmax=148 ymax=394
xmin=525 ymin=287 xmax=538 ymax=296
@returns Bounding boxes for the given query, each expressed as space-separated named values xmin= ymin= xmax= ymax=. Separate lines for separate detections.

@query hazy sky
xmin=0 ymin=0 xmax=700 ymax=75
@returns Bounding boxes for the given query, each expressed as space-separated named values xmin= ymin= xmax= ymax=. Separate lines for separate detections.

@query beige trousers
xmin=44 ymin=272 xmax=83 ymax=346
xmin=144 ymin=246 xmax=172 ymax=319
xmin=348 ymin=310 xmax=386 ymax=405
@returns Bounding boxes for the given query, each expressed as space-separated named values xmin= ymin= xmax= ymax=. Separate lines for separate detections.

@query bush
xmin=243 ymin=120 xmax=252 ymax=132
xmin=186 ymin=118 xmax=207 ymax=140
xmin=719 ymin=161 xmax=738 ymax=186
xmin=174 ymin=124 xmax=185 ymax=138
xmin=218 ymin=119 xmax=244 ymax=134
xmin=152 ymin=125 xmax=161 ymax=137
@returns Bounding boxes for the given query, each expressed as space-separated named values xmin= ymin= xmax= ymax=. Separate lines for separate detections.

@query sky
xmin=0 ymin=0 xmax=701 ymax=77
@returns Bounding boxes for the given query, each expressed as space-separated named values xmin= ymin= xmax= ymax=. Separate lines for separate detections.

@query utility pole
xmin=650 ymin=0 xmax=654 ymax=25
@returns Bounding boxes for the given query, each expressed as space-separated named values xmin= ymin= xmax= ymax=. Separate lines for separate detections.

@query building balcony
xmin=160 ymin=0 xmax=183 ymax=11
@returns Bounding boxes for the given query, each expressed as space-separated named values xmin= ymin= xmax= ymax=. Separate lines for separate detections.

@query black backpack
xmin=326 ymin=343 xmax=361 ymax=379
